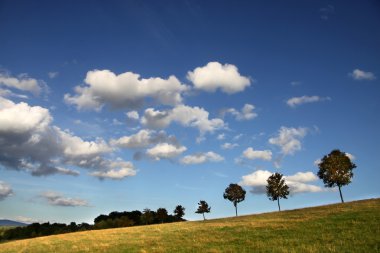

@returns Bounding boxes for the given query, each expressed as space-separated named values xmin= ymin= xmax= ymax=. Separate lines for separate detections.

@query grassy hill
xmin=0 ymin=198 xmax=379 ymax=253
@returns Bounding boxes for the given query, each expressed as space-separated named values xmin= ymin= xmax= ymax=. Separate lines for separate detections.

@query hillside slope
xmin=0 ymin=220 xmax=27 ymax=227
xmin=1 ymin=198 xmax=379 ymax=253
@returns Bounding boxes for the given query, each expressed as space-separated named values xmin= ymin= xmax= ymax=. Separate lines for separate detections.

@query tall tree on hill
xmin=173 ymin=205 xmax=185 ymax=221
xmin=156 ymin=208 xmax=168 ymax=223
xmin=195 ymin=200 xmax=211 ymax=220
xmin=266 ymin=172 xmax=289 ymax=211
xmin=317 ymin=149 xmax=356 ymax=203
xmin=223 ymin=183 xmax=246 ymax=216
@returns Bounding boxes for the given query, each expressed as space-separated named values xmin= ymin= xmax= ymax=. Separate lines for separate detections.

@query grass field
xmin=0 ymin=198 xmax=379 ymax=253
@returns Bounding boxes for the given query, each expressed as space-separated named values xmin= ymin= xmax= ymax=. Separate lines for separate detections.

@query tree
xmin=156 ymin=208 xmax=168 ymax=223
xmin=266 ymin=172 xmax=289 ymax=211
xmin=317 ymin=149 xmax=356 ymax=203
xmin=223 ymin=183 xmax=246 ymax=216
xmin=195 ymin=200 xmax=211 ymax=220
xmin=141 ymin=208 xmax=154 ymax=225
xmin=173 ymin=205 xmax=185 ymax=221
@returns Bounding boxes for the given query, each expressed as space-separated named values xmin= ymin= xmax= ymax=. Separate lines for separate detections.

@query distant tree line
xmin=0 ymin=205 xmax=185 ymax=242
xmin=1 ymin=149 xmax=356 ymax=241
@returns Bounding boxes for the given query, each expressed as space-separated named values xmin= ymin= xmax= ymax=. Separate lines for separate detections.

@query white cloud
xmin=126 ymin=111 xmax=139 ymax=120
xmin=0 ymin=73 xmax=45 ymax=96
xmin=286 ymin=172 xmax=318 ymax=183
xmin=40 ymin=191 xmax=89 ymax=207
xmin=242 ymin=147 xmax=272 ymax=161
xmin=141 ymin=105 xmax=225 ymax=134
xmin=221 ymin=142 xmax=239 ymax=150
xmin=345 ymin=152 xmax=355 ymax=161
xmin=64 ymin=69 xmax=188 ymax=111
xmin=223 ymin=104 xmax=257 ymax=121
xmin=286 ymin=96 xmax=330 ymax=108
xmin=48 ymin=72 xmax=59 ymax=79
xmin=233 ymin=134 xmax=243 ymax=141
xmin=187 ymin=62 xmax=251 ymax=94
xmin=110 ymin=129 xmax=177 ymax=149
xmin=180 ymin=151 xmax=224 ymax=165
xmin=0 ymin=97 xmax=136 ymax=179
xmin=240 ymin=170 xmax=323 ymax=194
xmin=350 ymin=69 xmax=376 ymax=81
xmin=217 ymin=133 xmax=225 ymax=140
xmin=146 ymin=143 xmax=187 ymax=160
xmin=90 ymin=160 xmax=136 ymax=180
xmin=269 ymin=127 xmax=307 ymax=155
xmin=0 ymin=181 xmax=13 ymax=200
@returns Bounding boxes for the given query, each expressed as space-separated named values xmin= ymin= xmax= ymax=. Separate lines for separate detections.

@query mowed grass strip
xmin=1 ymin=198 xmax=379 ymax=253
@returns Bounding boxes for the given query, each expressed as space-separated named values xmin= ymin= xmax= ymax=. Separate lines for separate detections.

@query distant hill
xmin=0 ymin=198 xmax=379 ymax=252
xmin=0 ymin=220 xmax=27 ymax=227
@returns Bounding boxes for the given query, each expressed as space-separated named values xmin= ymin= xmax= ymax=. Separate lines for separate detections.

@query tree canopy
xmin=317 ymin=149 xmax=356 ymax=203
xmin=223 ymin=183 xmax=246 ymax=216
xmin=173 ymin=205 xmax=185 ymax=221
xmin=195 ymin=200 xmax=211 ymax=220
xmin=266 ymin=172 xmax=289 ymax=211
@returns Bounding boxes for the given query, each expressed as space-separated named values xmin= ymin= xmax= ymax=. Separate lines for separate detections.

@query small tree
xmin=156 ymin=208 xmax=168 ymax=223
xmin=317 ymin=149 xmax=356 ymax=203
xmin=266 ymin=172 xmax=289 ymax=211
xmin=223 ymin=183 xmax=246 ymax=216
xmin=195 ymin=200 xmax=211 ymax=220
xmin=173 ymin=205 xmax=185 ymax=221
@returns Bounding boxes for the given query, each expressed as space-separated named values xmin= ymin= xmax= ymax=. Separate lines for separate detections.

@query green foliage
xmin=173 ymin=205 xmax=185 ymax=220
xmin=223 ymin=183 xmax=246 ymax=216
xmin=141 ymin=208 xmax=154 ymax=225
xmin=317 ymin=149 xmax=356 ymax=203
xmin=266 ymin=172 xmax=290 ymax=211
xmin=195 ymin=200 xmax=211 ymax=220
xmin=156 ymin=208 xmax=168 ymax=223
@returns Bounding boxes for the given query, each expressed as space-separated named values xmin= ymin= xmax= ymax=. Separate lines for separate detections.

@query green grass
xmin=1 ymin=198 xmax=379 ymax=253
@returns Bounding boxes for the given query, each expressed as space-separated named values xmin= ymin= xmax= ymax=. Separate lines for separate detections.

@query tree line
xmin=196 ymin=149 xmax=356 ymax=219
xmin=0 ymin=149 xmax=356 ymax=241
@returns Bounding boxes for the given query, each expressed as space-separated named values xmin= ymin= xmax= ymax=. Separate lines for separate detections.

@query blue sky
xmin=0 ymin=0 xmax=379 ymax=224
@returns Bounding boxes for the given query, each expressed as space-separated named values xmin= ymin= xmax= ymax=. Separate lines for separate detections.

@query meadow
xmin=0 ymin=198 xmax=379 ymax=253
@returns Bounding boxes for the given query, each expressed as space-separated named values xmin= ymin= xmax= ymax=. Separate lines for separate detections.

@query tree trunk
xmin=235 ymin=204 xmax=238 ymax=217
xmin=277 ymin=198 xmax=281 ymax=211
xmin=202 ymin=213 xmax=205 ymax=220
xmin=338 ymin=185 xmax=344 ymax=203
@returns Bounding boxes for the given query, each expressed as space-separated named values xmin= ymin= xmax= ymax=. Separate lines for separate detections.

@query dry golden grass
xmin=1 ymin=198 xmax=379 ymax=253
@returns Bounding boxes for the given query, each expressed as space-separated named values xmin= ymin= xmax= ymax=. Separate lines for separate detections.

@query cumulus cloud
xmin=0 ymin=97 xmax=136 ymax=179
xmin=141 ymin=105 xmax=225 ymax=134
xmin=90 ymin=160 xmax=136 ymax=180
xmin=286 ymin=96 xmax=330 ymax=108
xmin=146 ymin=143 xmax=187 ymax=160
xmin=180 ymin=151 xmax=224 ymax=165
xmin=187 ymin=62 xmax=251 ymax=94
xmin=221 ymin=142 xmax=239 ymax=150
xmin=64 ymin=69 xmax=188 ymax=111
xmin=110 ymin=129 xmax=177 ymax=149
xmin=217 ymin=133 xmax=225 ymax=140
xmin=0 ymin=72 xmax=45 ymax=96
xmin=349 ymin=69 xmax=376 ymax=81
xmin=222 ymin=104 xmax=257 ymax=121
xmin=269 ymin=127 xmax=307 ymax=155
xmin=0 ymin=181 xmax=13 ymax=200
xmin=126 ymin=111 xmax=139 ymax=120
xmin=242 ymin=147 xmax=272 ymax=161
xmin=40 ymin=191 xmax=89 ymax=207
xmin=240 ymin=170 xmax=323 ymax=194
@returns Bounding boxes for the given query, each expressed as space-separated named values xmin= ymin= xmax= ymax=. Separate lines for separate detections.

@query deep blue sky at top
xmin=0 ymin=0 xmax=379 ymax=223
